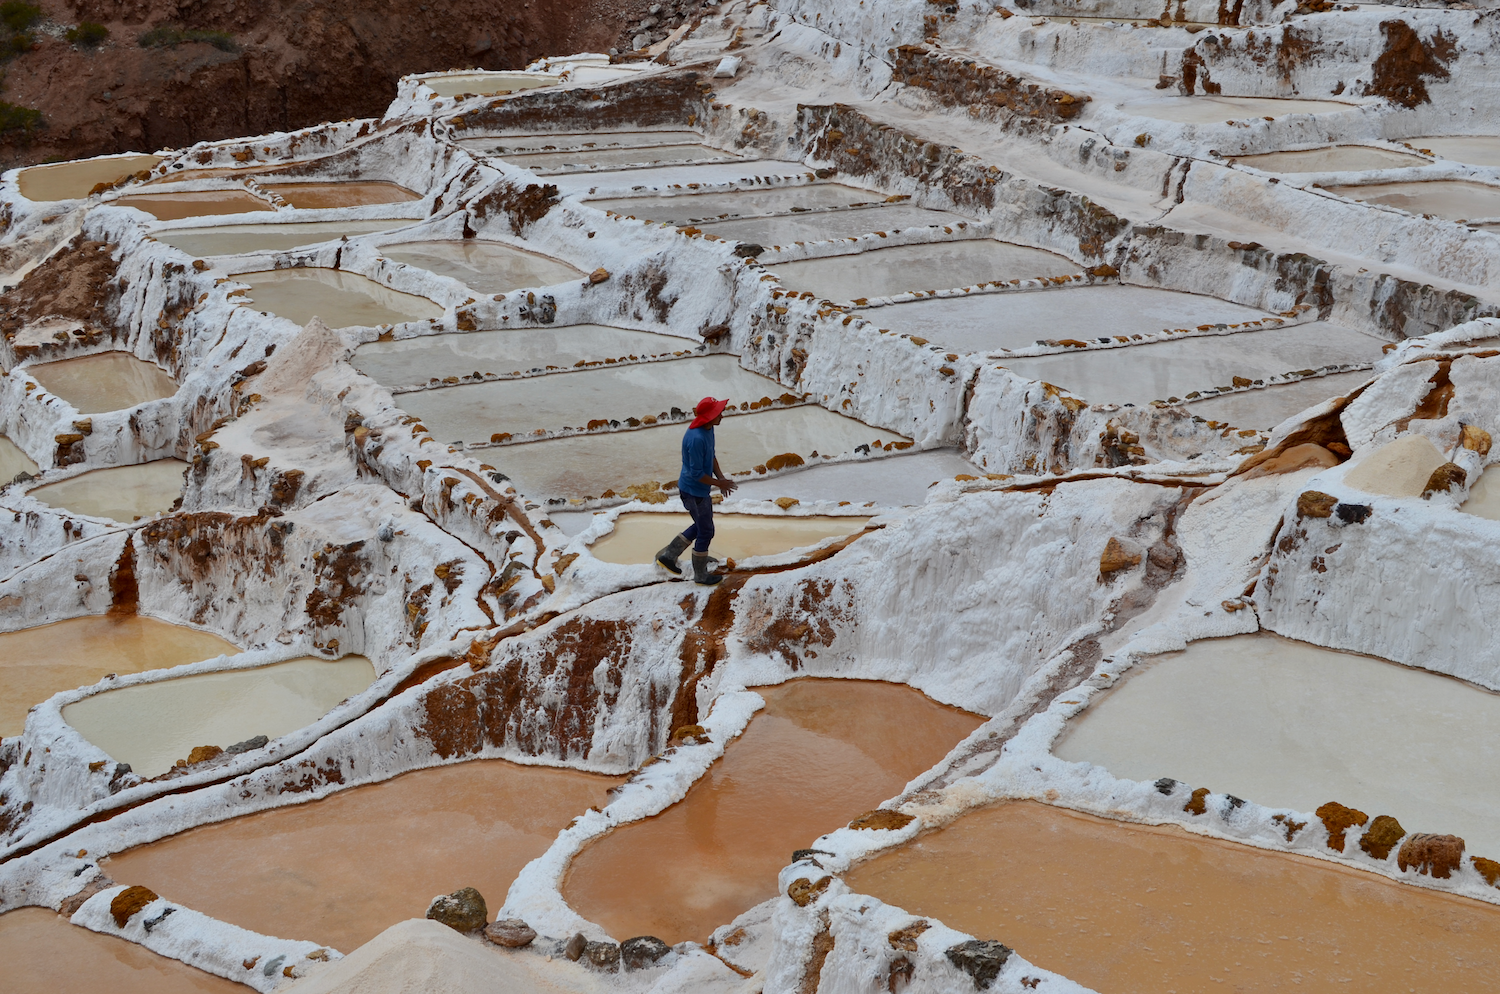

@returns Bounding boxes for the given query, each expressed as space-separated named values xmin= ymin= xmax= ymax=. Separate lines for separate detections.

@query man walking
xmin=655 ymin=396 xmax=738 ymax=585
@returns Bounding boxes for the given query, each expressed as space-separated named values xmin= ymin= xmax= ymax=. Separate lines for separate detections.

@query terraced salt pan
xmin=729 ymin=448 xmax=983 ymax=505
xmin=1231 ymin=146 xmax=1428 ymax=173
xmin=1054 ymin=632 xmax=1500 ymax=858
xmin=381 ymin=240 xmax=582 ymax=294
xmin=587 ymin=183 xmax=884 ymax=223
xmin=548 ymin=160 xmax=813 ymax=197
xmin=490 ymin=406 xmax=911 ymax=500
xmin=1118 ymin=95 xmax=1357 ymax=123
xmin=17 ymin=153 xmax=163 ymax=202
xmin=998 ymin=322 xmax=1383 ymax=407
xmin=861 ymin=284 xmax=1272 ymax=354
xmin=63 ymin=655 xmax=376 ymax=779
xmin=0 ymin=433 xmax=38 ymax=482
xmin=563 ymin=679 xmax=984 ymax=944
xmin=699 ymin=204 xmax=966 ymax=245
xmin=108 ymin=190 xmax=275 ymax=220
xmin=464 ymin=130 xmax=705 ymax=154
xmin=505 ymin=145 xmax=737 ymax=170
xmin=1186 ymin=369 xmax=1372 ymax=429
xmin=104 ymin=760 xmax=622 ymax=953
xmin=846 ymin=801 xmax=1500 ymax=993
xmin=1415 ymin=136 xmax=1500 ymax=167
xmin=421 ymin=72 xmax=559 ymax=97
xmin=238 ymin=269 xmax=444 ymax=328
xmin=27 ymin=351 xmax=178 ymax=413
xmin=589 ymin=512 xmax=870 ymax=564
xmin=0 ymin=615 xmax=238 ymax=738
xmin=30 ymin=459 xmax=188 ymax=522
xmin=397 ymin=354 xmax=796 ymax=442
xmin=766 ymin=240 xmax=1078 ymax=302
xmin=154 ymin=220 xmax=408 ymax=257
xmin=351 ymin=325 xmax=691 ymax=389
xmin=0 ymin=908 xmax=241 ymax=994
xmin=260 ymin=182 xmax=420 ymax=210
xmin=1327 ymin=180 xmax=1500 ymax=221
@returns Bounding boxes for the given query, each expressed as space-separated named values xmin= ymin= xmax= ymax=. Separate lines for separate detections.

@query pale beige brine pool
xmin=0 ymin=434 xmax=38 ymax=482
xmin=549 ymin=160 xmax=813 ymax=198
xmin=0 ymin=908 xmax=241 ymax=994
xmin=491 ymin=406 xmax=910 ymax=500
xmin=505 ymin=145 xmax=736 ymax=170
xmin=17 ymin=153 xmax=164 ymax=202
xmin=845 ymin=800 xmax=1500 ymax=994
xmin=237 ymin=269 xmax=444 ymax=328
xmin=352 ymin=325 xmax=692 ymax=389
xmin=1413 ymin=135 xmax=1500 ymax=168
xmin=1054 ymin=632 xmax=1500 ymax=857
xmin=0 ymin=616 xmax=238 ymax=737
xmin=30 ymin=459 xmax=188 ymax=521
xmin=1328 ymin=179 xmax=1500 ymax=221
xmin=261 ymin=181 xmax=421 ymax=210
xmin=1119 ymin=95 xmax=1356 ymax=124
xmin=998 ymin=323 xmax=1382 ymax=407
xmin=104 ymin=760 xmax=622 ymax=952
xmin=398 ymin=354 xmax=798 ymax=442
xmin=1462 ymin=465 xmax=1500 ymax=520
xmin=768 ymin=240 xmax=1079 ymax=302
xmin=465 ymin=130 xmax=704 ymax=154
xmin=109 ymin=190 xmax=275 ymax=220
xmin=27 ymin=351 xmax=178 ymax=413
xmin=1187 ymin=369 xmax=1371 ymax=429
xmin=699 ymin=205 xmax=965 ymax=246
xmin=590 ymin=512 xmax=871 ymax=564
xmin=1342 ymin=433 xmax=1448 ymax=498
xmin=422 ymin=72 xmax=559 ymax=97
xmin=862 ymin=285 xmax=1274 ymax=354
xmin=588 ymin=183 xmax=884 ymax=223
xmin=1231 ymin=145 xmax=1428 ymax=173
xmin=155 ymin=220 xmax=407 ymax=256
xmin=381 ymin=240 xmax=582 ymax=294
xmin=64 ymin=655 xmax=376 ymax=778
xmin=563 ymin=679 xmax=985 ymax=944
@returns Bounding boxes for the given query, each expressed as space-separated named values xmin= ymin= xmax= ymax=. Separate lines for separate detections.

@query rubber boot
xmin=655 ymin=533 xmax=691 ymax=575
xmin=692 ymin=551 xmax=724 ymax=586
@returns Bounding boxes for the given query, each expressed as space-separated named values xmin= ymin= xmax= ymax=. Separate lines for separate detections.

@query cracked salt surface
xmin=16 ymin=153 xmax=164 ymax=202
xmin=26 ymin=351 xmax=178 ymax=414
xmin=765 ymin=239 xmax=1078 ymax=302
xmin=237 ymin=269 xmax=444 ymax=328
xmin=154 ymin=221 xmax=409 ymax=257
xmin=587 ymin=182 xmax=883 ymax=222
xmin=1230 ymin=145 xmax=1428 ymax=174
xmin=380 ymin=240 xmax=582 ymax=295
xmin=108 ymin=190 xmax=275 ymax=220
xmin=29 ymin=459 xmax=189 ymax=522
xmin=1327 ymin=179 xmax=1500 ymax=221
xmin=589 ymin=512 xmax=870 ymax=564
xmin=698 ymin=204 xmax=967 ymax=245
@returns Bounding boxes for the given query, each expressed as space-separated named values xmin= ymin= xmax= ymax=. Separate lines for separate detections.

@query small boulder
xmin=425 ymin=887 xmax=487 ymax=933
xmin=110 ymin=885 xmax=158 ymax=928
xmin=1099 ymin=536 xmax=1141 ymax=574
xmin=1398 ymin=833 xmax=1466 ymax=879
xmin=1297 ymin=490 xmax=1338 ymax=518
xmin=584 ymin=940 xmax=621 ymax=972
xmin=621 ymin=935 xmax=671 ymax=970
xmin=482 ymin=919 xmax=537 ymax=948
xmin=1315 ymin=801 xmax=1368 ymax=853
xmin=1421 ymin=461 xmax=1466 ymax=497
xmin=1359 ymin=814 xmax=1406 ymax=860
xmin=186 ymin=745 xmax=223 ymax=765
xmin=1462 ymin=423 xmax=1492 ymax=456
xmin=787 ymin=875 xmax=832 ymax=907
xmin=225 ymin=734 xmax=269 ymax=755
xmin=588 ymin=267 xmax=611 ymax=285
xmin=564 ymin=932 xmax=588 ymax=961
xmin=848 ymin=809 xmax=915 ymax=831
xmin=945 ymin=939 xmax=1012 ymax=990
xmin=1472 ymin=855 xmax=1500 ymax=886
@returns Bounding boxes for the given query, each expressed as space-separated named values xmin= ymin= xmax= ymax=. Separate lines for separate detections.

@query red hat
xmin=689 ymin=396 xmax=729 ymax=429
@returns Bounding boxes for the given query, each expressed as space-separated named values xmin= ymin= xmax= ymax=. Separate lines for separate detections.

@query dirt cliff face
xmin=0 ymin=0 xmax=652 ymax=168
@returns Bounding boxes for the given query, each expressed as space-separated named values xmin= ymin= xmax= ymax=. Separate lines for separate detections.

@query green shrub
xmin=138 ymin=25 xmax=238 ymax=53
xmin=0 ymin=30 xmax=31 ymax=60
xmin=0 ymin=2 xmax=39 ymax=32
xmin=0 ymin=100 xmax=42 ymax=136
xmin=66 ymin=21 xmax=109 ymax=47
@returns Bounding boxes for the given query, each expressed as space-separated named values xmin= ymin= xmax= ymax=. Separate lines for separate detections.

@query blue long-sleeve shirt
xmin=678 ymin=426 xmax=716 ymax=497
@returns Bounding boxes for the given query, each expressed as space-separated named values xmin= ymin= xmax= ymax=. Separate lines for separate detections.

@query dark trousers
xmin=680 ymin=492 xmax=715 ymax=553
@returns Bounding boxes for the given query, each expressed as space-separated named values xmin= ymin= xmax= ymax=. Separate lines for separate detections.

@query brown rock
xmin=1461 ymin=424 xmax=1492 ymax=456
xmin=1315 ymin=801 xmax=1368 ymax=853
xmin=887 ymin=920 xmax=929 ymax=952
xmin=1297 ymin=491 xmax=1338 ymax=518
xmin=1099 ymin=536 xmax=1141 ymax=574
xmin=589 ymin=267 xmax=611 ymax=284
xmin=186 ymin=745 xmax=223 ymax=765
xmin=109 ymin=885 xmax=158 ymax=928
xmin=1472 ymin=856 xmax=1500 ymax=886
xmin=774 ymin=497 xmax=800 ymax=510
xmin=1398 ymin=833 xmax=1466 ymax=878
xmin=1422 ymin=462 xmax=1466 ymax=497
xmin=483 ymin=919 xmax=537 ymax=948
xmin=848 ymin=809 xmax=916 ymax=832
xmin=426 ymin=886 xmax=487 ymax=932
xmin=1183 ymin=787 xmax=1210 ymax=816
xmin=670 ymin=724 xmax=707 ymax=744
xmin=1359 ymin=814 xmax=1406 ymax=860
xmin=620 ymin=935 xmax=671 ymax=970
xmin=787 ymin=875 xmax=832 ymax=907
xmin=584 ymin=941 xmax=621 ymax=971
xmin=564 ymin=932 xmax=587 ymax=961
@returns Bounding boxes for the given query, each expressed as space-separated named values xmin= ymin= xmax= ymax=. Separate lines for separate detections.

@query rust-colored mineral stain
xmin=0 ymin=907 xmax=242 ymax=994
xmin=562 ymin=679 xmax=985 ymax=944
xmin=261 ymin=181 xmax=422 ymax=209
xmin=109 ymin=189 xmax=275 ymax=220
xmin=0 ymin=615 xmax=239 ymax=737
xmin=845 ymin=801 xmax=1500 ymax=993
xmin=104 ymin=760 xmax=622 ymax=953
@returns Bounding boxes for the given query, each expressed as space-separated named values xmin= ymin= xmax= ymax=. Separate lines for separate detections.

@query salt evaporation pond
xmin=1119 ymin=95 xmax=1356 ymax=123
xmin=767 ymin=240 xmax=1079 ymax=302
xmin=397 ymin=355 xmax=797 ymax=442
xmin=699 ymin=204 xmax=966 ymax=245
xmin=491 ymin=406 xmax=910 ymax=500
xmin=381 ymin=240 xmax=582 ymax=294
xmin=155 ymin=220 xmax=407 ymax=257
xmin=845 ymin=800 xmax=1500 ymax=993
xmin=1231 ymin=145 xmax=1428 ymax=173
xmin=589 ymin=512 xmax=870 ymax=565
xmin=1462 ymin=465 xmax=1500 ymax=519
xmin=17 ymin=153 xmax=164 ymax=202
xmin=0 ymin=433 xmax=38 ymax=481
xmin=1414 ymin=136 xmax=1500 ymax=167
xmin=421 ymin=72 xmax=559 ymax=97
xmin=563 ymin=679 xmax=984 ymax=944
xmin=0 ymin=908 xmax=241 ymax=994
xmin=260 ymin=182 xmax=420 ymax=210
xmin=1327 ymin=179 xmax=1500 ymax=221
xmin=999 ymin=322 xmax=1383 ymax=408
xmin=109 ymin=190 xmax=275 ymax=220
xmin=466 ymin=130 xmax=705 ymax=154
xmin=1187 ymin=369 xmax=1371 ymax=428
xmin=0 ymin=616 xmax=238 ymax=737
xmin=861 ymin=285 xmax=1271 ymax=353
xmin=27 ymin=351 xmax=178 ymax=413
xmin=549 ymin=160 xmax=813 ymax=197
xmin=1342 ymin=434 xmax=1448 ymax=498
xmin=352 ymin=325 xmax=692 ymax=389
xmin=505 ymin=145 xmax=737 ymax=170
xmin=588 ymin=183 xmax=883 ymax=223
xmin=104 ymin=760 xmax=622 ymax=953
xmin=238 ymin=269 xmax=444 ymax=328
xmin=30 ymin=459 xmax=188 ymax=521
xmin=64 ymin=655 xmax=376 ymax=779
